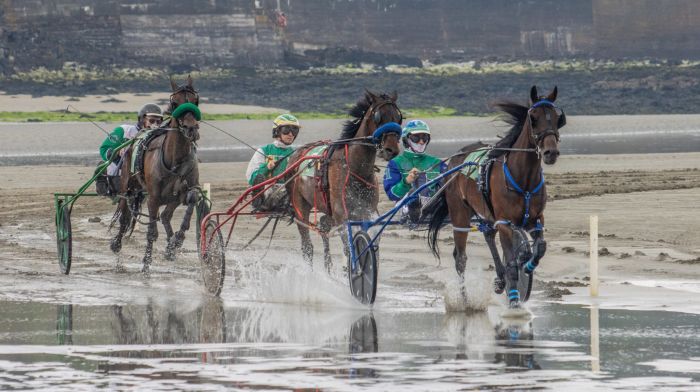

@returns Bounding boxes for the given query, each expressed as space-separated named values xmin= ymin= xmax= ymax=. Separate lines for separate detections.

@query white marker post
xmin=203 ymin=183 xmax=211 ymax=205
xmin=590 ymin=215 xmax=599 ymax=297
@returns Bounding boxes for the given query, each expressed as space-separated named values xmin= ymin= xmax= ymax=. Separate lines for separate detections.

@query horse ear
xmin=170 ymin=75 xmax=178 ymax=91
xmin=391 ymin=90 xmax=398 ymax=102
xmin=530 ymin=85 xmax=538 ymax=104
xmin=364 ymin=89 xmax=376 ymax=103
xmin=546 ymin=86 xmax=558 ymax=102
xmin=186 ymin=74 xmax=193 ymax=88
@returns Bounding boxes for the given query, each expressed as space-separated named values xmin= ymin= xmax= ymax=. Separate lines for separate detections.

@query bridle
xmin=526 ymin=99 xmax=565 ymax=146
xmin=169 ymin=85 xmax=200 ymax=112
xmin=365 ymin=99 xmax=403 ymax=151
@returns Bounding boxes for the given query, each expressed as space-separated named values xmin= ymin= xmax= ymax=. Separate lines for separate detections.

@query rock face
xmin=1 ymin=0 xmax=699 ymax=73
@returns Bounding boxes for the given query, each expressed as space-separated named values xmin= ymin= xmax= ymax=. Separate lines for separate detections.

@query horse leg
xmin=142 ymin=199 xmax=159 ymax=273
xmin=496 ymin=224 xmax=520 ymax=308
xmin=294 ymin=202 xmax=314 ymax=267
xmin=319 ymin=215 xmax=333 ymax=273
xmin=160 ymin=201 xmax=177 ymax=244
xmin=110 ymin=197 xmax=131 ymax=254
xmin=525 ymin=226 xmax=547 ymax=274
xmin=165 ymin=189 xmax=198 ymax=261
xmin=484 ymin=230 xmax=506 ymax=294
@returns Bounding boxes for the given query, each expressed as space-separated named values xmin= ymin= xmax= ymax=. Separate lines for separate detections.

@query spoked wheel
xmin=195 ymin=199 xmax=212 ymax=254
xmin=55 ymin=201 xmax=72 ymax=275
xmin=200 ymin=219 xmax=225 ymax=296
xmin=347 ymin=231 xmax=378 ymax=305
xmin=513 ymin=228 xmax=534 ymax=302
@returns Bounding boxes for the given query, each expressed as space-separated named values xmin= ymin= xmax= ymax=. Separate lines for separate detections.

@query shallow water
xmin=1 ymin=299 xmax=698 ymax=391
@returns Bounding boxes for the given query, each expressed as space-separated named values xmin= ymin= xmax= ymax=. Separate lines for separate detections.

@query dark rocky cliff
xmin=2 ymin=0 xmax=700 ymax=74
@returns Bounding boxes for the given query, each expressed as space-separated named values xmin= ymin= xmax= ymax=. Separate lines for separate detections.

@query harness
xmin=502 ymin=160 xmax=545 ymax=228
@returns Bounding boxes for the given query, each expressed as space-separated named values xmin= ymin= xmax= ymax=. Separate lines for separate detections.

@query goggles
xmin=407 ymin=133 xmax=430 ymax=143
xmin=279 ymin=125 xmax=300 ymax=136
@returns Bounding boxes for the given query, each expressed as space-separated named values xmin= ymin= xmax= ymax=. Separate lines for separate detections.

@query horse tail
xmin=427 ymin=192 xmax=450 ymax=259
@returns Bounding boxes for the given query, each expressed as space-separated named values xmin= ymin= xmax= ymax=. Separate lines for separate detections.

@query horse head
xmin=528 ymin=86 xmax=564 ymax=165
xmin=168 ymin=75 xmax=200 ymax=113
xmin=171 ymin=102 xmax=201 ymax=143
xmin=363 ymin=90 xmax=402 ymax=161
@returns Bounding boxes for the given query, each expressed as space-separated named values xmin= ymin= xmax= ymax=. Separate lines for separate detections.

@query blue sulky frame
xmin=345 ymin=160 xmax=479 ymax=301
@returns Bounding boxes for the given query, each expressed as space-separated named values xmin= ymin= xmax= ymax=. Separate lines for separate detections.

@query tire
xmin=512 ymin=228 xmax=534 ymax=302
xmin=200 ymin=219 xmax=225 ymax=296
xmin=195 ymin=199 xmax=212 ymax=254
xmin=347 ymin=231 xmax=378 ymax=305
xmin=56 ymin=202 xmax=72 ymax=275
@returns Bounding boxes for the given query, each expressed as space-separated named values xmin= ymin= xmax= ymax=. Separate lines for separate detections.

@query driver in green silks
xmin=245 ymin=114 xmax=301 ymax=210
xmin=383 ymin=120 xmax=446 ymax=223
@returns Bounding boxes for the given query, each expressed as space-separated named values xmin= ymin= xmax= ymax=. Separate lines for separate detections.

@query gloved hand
xmin=106 ymin=148 xmax=114 ymax=160
xmin=405 ymin=168 xmax=419 ymax=184
xmin=266 ymin=156 xmax=276 ymax=170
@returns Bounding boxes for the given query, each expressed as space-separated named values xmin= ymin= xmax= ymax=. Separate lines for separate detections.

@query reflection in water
xmin=444 ymin=310 xmax=540 ymax=371
xmin=494 ymin=319 xmax=541 ymax=371
xmin=56 ymin=304 xmax=73 ymax=345
xmin=348 ymin=314 xmax=379 ymax=379
xmin=0 ymin=301 xmax=694 ymax=390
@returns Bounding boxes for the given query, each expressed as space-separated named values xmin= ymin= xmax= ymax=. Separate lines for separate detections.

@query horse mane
xmin=487 ymin=100 xmax=529 ymax=158
xmin=339 ymin=92 xmax=394 ymax=139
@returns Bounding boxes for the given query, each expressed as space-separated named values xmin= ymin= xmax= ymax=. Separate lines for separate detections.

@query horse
xmin=110 ymin=75 xmax=202 ymax=272
xmin=286 ymin=90 xmax=403 ymax=270
xmin=428 ymin=86 xmax=564 ymax=309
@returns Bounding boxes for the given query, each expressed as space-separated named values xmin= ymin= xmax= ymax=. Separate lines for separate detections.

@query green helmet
xmin=401 ymin=120 xmax=430 ymax=148
xmin=272 ymin=113 xmax=301 ymax=137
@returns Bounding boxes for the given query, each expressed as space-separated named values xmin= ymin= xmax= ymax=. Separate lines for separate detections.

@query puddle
xmin=0 ymin=300 xmax=698 ymax=390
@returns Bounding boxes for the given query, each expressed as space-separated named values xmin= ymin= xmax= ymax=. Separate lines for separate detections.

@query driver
xmin=383 ymin=120 xmax=446 ymax=223
xmin=245 ymin=114 xmax=300 ymax=210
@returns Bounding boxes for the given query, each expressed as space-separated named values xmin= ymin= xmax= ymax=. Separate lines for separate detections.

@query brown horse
xmin=110 ymin=76 xmax=202 ymax=272
xmin=428 ymin=86 xmax=563 ymax=309
xmin=286 ymin=90 xmax=403 ymax=270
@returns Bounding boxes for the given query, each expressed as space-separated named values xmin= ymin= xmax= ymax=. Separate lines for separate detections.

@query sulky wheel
xmin=347 ymin=231 xmax=378 ymax=305
xmin=55 ymin=201 xmax=72 ymax=275
xmin=200 ymin=219 xmax=226 ymax=296
xmin=195 ymin=198 xmax=212 ymax=254
xmin=513 ymin=228 xmax=534 ymax=303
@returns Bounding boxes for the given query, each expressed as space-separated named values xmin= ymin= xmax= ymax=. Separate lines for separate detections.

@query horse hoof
xmin=508 ymin=299 xmax=521 ymax=309
xmin=494 ymin=277 xmax=506 ymax=294
xmin=324 ymin=261 xmax=332 ymax=275
xmin=164 ymin=247 xmax=176 ymax=261
xmin=141 ymin=264 xmax=150 ymax=274
xmin=110 ymin=239 xmax=122 ymax=254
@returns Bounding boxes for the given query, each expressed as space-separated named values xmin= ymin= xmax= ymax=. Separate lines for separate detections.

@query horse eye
xmin=529 ymin=114 xmax=537 ymax=126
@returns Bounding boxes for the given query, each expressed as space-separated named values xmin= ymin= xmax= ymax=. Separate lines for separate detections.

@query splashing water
xmin=442 ymin=256 xmax=492 ymax=312
xmin=235 ymin=248 xmax=360 ymax=309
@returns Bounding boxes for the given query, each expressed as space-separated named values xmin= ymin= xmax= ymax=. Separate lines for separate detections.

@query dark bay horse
xmin=110 ymin=76 xmax=202 ymax=272
xmin=428 ymin=86 xmax=563 ymax=309
xmin=286 ymin=90 xmax=403 ymax=270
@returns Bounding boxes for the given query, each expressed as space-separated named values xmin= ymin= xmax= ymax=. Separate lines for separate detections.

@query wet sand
xmin=0 ymin=153 xmax=698 ymax=315
xmin=0 ymin=152 xmax=699 ymax=390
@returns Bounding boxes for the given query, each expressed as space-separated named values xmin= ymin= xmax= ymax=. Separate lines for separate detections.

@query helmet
xmin=138 ymin=103 xmax=164 ymax=120
xmin=401 ymin=120 xmax=431 ymax=148
xmin=272 ymin=113 xmax=301 ymax=138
